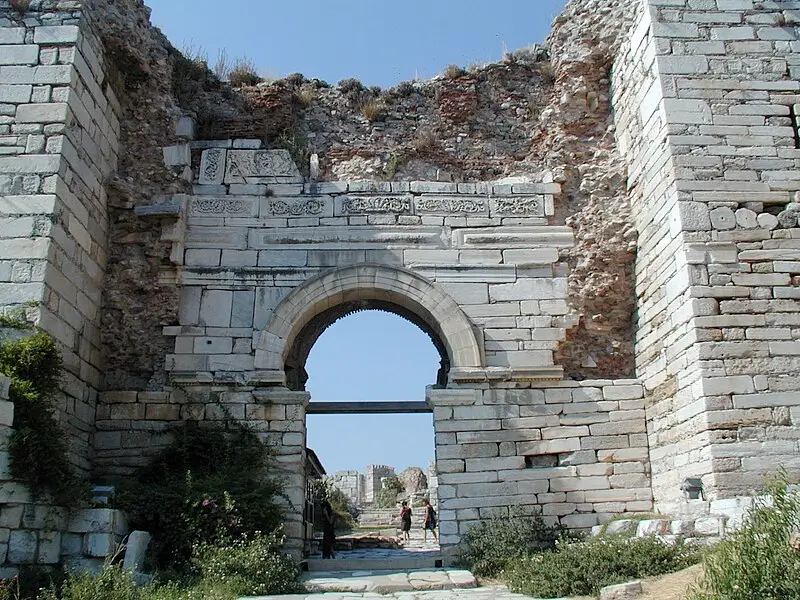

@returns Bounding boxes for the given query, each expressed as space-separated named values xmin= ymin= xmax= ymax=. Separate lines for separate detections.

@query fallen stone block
xmin=600 ymin=580 xmax=643 ymax=600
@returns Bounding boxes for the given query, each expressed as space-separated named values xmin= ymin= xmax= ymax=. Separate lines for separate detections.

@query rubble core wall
xmin=0 ymin=0 xmax=122 ymax=472
xmin=613 ymin=0 xmax=800 ymax=504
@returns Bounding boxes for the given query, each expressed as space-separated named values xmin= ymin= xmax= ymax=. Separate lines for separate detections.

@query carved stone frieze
xmin=198 ymin=148 xmax=226 ymax=185
xmin=415 ymin=196 xmax=488 ymax=215
xmin=490 ymin=196 xmax=545 ymax=217
xmin=224 ymin=149 xmax=302 ymax=183
xmin=189 ymin=197 xmax=257 ymax=217
xmin=337 ymin=195 xmax=412 ymax=215
xmin=270 ymin=198 xmax=326 ymax=216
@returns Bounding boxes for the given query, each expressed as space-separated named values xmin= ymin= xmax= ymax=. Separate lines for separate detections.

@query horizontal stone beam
xmin=306 ymin=401 xmax=431 ymax=414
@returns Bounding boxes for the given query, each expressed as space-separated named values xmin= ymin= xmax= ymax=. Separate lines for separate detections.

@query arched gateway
xmin=122 ymin=154 xmax=653 ymax=558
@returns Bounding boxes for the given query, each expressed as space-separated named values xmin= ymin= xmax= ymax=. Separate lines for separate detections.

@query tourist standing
xmin=422 ymin=498 xmax=438 ymax=544
xmin=399 ymin=500 xmax=412 ymax=542
xmin=321 ymin=499 xmax=336 ymax=558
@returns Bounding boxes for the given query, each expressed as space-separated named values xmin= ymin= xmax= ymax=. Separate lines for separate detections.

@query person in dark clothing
xmin=399 ymin=500 xmax=412 ymax=542
xmin=321 ymin=499 xmax=336 ymax=558
xmin=422 ymin=498 xmax=438 ymax=544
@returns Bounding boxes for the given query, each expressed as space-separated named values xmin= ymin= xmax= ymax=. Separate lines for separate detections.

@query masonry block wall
xmin=0 ymin=0 xmax=121 ymax=472
xmin=614 ymin=0 xmax=800 ymax=504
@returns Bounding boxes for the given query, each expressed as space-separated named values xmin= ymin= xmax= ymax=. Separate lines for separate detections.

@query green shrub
xmin=374 ymin=475 xmax=404 ymax=508
xmin=118 ymin=422 xmax=284 ymax=569
xmin=690 ymin=479 xmax=800 ymax=600
xmin=0 ymin=331 xmax=79 ymax=505
xmin=310 ymin=477 xmax=356 ymax=531
xmin=442 ymin=64 xmax=467 ymax=79
xmin=192 ymin=531 xmax=303 ymax=596
xmin=455 ymin=508 xmax=563 ymax=577
xmin=506 ymin=535 xmax=700 ymax=598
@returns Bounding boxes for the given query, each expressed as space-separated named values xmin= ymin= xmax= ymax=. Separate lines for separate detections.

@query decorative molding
xmin=340 ymin=196 xmax=411 ymax=214
xmin=415 ymin=196 xmax=487 ymax=214
xmin=270 ymin=199 xmax=325 ymax=216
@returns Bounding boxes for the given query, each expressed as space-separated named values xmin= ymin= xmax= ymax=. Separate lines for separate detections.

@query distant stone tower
xmin=364 ymin=465 xmax=395 ymax=504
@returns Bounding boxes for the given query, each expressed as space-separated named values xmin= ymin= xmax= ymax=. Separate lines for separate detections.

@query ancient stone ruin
xmin=0 ymin=0 xmax=799 ymax=565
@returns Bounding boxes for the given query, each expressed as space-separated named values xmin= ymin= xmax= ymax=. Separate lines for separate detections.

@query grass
xmin=361 ymin=99 xmax=387 ymax=122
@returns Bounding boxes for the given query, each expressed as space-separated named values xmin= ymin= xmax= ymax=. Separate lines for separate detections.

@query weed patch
xmin=506 ymin=535 xmax=700 ymax=598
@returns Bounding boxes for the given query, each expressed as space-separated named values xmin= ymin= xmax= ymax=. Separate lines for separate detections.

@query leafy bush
xmin=118 ymin=422 xmax=284 ymax=569
xmin=455 ymin=508 xmax=563 ymax=576
xmin=310 ymin=477 xmax=356 ymax=531
xmin=506 ymin=535 xmax=700 ymax=598
xmin=192 ymin=531 xmax=303 ymax=596
xmin=374 ymin=475 xmax=404 ymax=508
xmin=0 ymin=331 xmax=79 ymax=505
xmin=690 ymin=479 xmax=800 ymax=600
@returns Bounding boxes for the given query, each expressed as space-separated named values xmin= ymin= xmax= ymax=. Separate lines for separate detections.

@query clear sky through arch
xmin=305 ymin=311 xmax=440 ymax=474
xmin=145 ymin=0 xmax=569 ymax=88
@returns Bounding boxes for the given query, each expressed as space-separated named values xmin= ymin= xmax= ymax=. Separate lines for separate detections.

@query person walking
xmin=321 ymin=499 xmax=336 ymax=559
xmin=398 ymin=500 xmax=412 ymax=543
xmin=422 ymin=498 xmax=438 ymax=544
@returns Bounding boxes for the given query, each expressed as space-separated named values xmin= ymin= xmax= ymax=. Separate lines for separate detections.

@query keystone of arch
xmin=255 ymin=265 xmax=483 ymax=380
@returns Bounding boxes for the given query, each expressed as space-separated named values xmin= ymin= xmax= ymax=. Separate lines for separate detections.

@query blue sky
xmin=147 ymin=0 xmax=568 ymax=88
xmin=145 ymin=0 xmax=568 ymax=475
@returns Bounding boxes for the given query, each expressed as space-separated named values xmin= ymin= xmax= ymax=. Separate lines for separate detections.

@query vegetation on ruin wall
xmin=689 ymin=479 xmax=800 ymax=600
xmin=116 ymin=421 xmax=287 ymax=570
xmin=456 ymin=508 xmax=700 ymax=596
xmin=310 ymin=477 xmax=357 ymax=531
xmin=0 ymin=323 xmax=81 ymax=506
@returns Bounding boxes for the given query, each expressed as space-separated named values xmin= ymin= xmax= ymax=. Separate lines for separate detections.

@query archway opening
xmin=303 ymin=309 xmax=442 ymax=557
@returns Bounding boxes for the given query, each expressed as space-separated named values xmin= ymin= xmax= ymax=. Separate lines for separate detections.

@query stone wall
xmin=0 ymin=376 xmax=129 ymax=573
xmin=332 ymin=470 xmax=362 ymax=505
xmin=613 ymin=0 xmax=800 ymax=503
xmin=0 ymin=0 xmax=122 ymax=472
xmin=430 ymin=380 xmax=650 ymax=547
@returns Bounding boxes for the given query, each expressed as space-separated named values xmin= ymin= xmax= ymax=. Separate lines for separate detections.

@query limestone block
xmin=0 ymin=483 xmax=31 ymax=504
xmin=0 ymin=46 xmax=39 ymax=66
xmin=694 ymin=517 xmax=724 ymax=536
xmin=175 ymin=116 xmax=196 ymax=139
xmin=122 ymin=530 xmax=151 ymax=571
xmin=0 ymin=29 xmax=25 ymax=44
xmin=603 ymin=519 xmax=637 ymax=536
xmin=0 ymin=400 xmax=13 ymax=427
xmin=7 ymin=530 xmax=37 ymax=564
xmin=68 ymin=508 xmax=127 ymax=535
xmin=37 ymin=531 xmax=60 ymax=565
xmin=636 ymin=519 xmax=669 ymax=536
xmin=83 ymin=533 xmax=118 ymax=558
xmin=0 ymin=505 xmax=24 ymax=529
xmin=60 ymin=533 xmax=82 ymax=556
xmin=0 ymin=377 xmax=9 ymax=401
xmin=600 ymin=580 xmax=643 ymax=600
xmin=163 ymin=144 xmax=191 ymax=167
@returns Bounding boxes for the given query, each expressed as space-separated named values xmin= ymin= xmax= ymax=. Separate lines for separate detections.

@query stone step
xmin=306 ymin=554 xmax=443 ymax=572
xmin=300 ymin=568 xmax=476 ymax=594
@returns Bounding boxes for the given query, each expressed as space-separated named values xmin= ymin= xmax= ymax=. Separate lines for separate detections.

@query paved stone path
xmin=246 ymin=586 xmax=566 ymax=599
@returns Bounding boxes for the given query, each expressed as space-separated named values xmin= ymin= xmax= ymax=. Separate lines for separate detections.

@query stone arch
xmin=255 ymin=265 xmax=483 ymax=387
